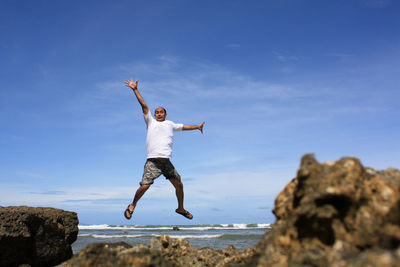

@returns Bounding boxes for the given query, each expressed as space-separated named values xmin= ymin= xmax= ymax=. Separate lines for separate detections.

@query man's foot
xmin=175 ymin=209 xmax=193 ymax=220
xmin=124 ymin=204 xmax=135 ymax=220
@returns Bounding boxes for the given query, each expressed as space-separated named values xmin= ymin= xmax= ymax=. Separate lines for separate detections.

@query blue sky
xmin=1 ymin=0 xmax=399 ymax=225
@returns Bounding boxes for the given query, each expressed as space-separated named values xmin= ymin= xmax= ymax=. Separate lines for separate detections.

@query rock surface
xmin=60 ymin=235 xmax=255 ymax=267
xmin=0 ymin=206 xmax=79 ymax=267
xmin=251 ymin=154 xmax=400 ymax=266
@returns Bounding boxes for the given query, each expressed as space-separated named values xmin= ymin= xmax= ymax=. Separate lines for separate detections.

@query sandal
xmin=124 ymin=205 xmax=134 ymax=220
xmin=175 ymin=209 xmax=193 ymax=220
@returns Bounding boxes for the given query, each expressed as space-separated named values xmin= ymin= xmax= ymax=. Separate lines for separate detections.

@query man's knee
xmin=143 ymin=184 xmax=151 ymax=189
xmin=140 ymin=184 xmax=151 ymax=190
xmin=173 ymin=179 xmax=183 ymax=189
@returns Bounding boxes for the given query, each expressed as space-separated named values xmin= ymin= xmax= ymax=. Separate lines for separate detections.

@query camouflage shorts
xmin=140 ymin=158 xmax=181 ymax=185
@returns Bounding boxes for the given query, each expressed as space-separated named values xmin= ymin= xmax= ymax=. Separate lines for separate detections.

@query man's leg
xmin=169 ymin=178 xmax=193 ymax=219
xmin=125 ymin=184 xmax=150 ymax=219
xmin=125 ymin=159 xmax=162 ymax=219
xmin=169 ymin=178 xmax=184 ymax=210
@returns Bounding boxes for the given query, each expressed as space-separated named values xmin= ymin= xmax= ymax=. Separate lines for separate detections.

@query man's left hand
xmin=199 ymin=122 xmax=205 ymax=133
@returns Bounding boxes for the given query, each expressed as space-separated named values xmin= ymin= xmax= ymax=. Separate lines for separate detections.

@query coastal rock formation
xmin=60 ymin=154 xmax=400 ymax=266
xmin=0 ymin=206 xmax=79 ymax=267
xmin=252 ymin=154 xmax=400 ymax=266
xmin=60 ymin=235 xmax=255 ymax=267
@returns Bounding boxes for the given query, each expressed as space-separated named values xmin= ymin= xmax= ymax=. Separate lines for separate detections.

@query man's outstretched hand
xmin=125 ymin=77 xmax=149 ymax=114
xmin=199 ymin=122 xmax=205 ymax=133
xmin=125 ymin=78 xmax=139 ymax=90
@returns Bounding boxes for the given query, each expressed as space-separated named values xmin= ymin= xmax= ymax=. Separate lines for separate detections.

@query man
xmin=124 ymin=78 xmax=204 ymax=220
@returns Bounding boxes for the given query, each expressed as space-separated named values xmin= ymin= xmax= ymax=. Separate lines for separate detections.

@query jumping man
xmin=124 ymin=78 xmax=205 ymax=220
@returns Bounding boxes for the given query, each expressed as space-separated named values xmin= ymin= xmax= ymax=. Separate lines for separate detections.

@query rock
xmin=251 ymin=154 xmax=400 ymax=266
xmin=58 ymin=242 xmax=160 ymax=267
xmin=173 ymin=226 xmax=180 ymax=231
xmin=0 ymin=206 xmax=79 ymax=267
xmin=61 ymin=235 xmax=256 ymax=267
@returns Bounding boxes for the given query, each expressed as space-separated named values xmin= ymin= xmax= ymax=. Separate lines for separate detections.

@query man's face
xmin=155 ymin=107 xmax=167 ymax=121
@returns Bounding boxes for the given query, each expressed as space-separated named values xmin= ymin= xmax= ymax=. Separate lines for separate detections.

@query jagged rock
xmin=59 ymin=154 xmax=400 ymax=266
xmin=0 ymin=206 xmax=79 ymax=267
xmin=251 ymin=154 xmax=400 ymax=266
xmin=60 ymin=235 xmax=255 ymax=267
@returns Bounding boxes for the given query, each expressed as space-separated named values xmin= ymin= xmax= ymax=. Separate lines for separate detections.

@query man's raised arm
xmin=125 ymin=78 xmax=149 ymax=114
xmin=183 ymin=122 xmax=205 ymax=133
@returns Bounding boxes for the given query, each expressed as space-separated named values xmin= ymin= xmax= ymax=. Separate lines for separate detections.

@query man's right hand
xmin=125 ymin=78 xmax=139 ymax=90
xmin=125 ymin=77 xmax=149 ymax=114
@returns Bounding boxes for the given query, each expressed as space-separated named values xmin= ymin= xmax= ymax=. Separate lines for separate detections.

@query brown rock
xmin=58 ymin=242 xmax=163 ymax=267
xmin=252 ymin=154 xmax=400 ymax=266
xmin=0 ymin=206 xmax=78 ymax=267
xmin=61 ymin=235 xmax=256 ymax=267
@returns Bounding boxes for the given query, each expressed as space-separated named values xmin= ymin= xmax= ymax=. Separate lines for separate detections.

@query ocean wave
xmin=168 ymin=234 xmax=223 ymax=239
xmin=78 ymin=223 xmax=271 ymax=231
xmin=79 ymin=233 xmax=159 ymax=239
xmin=78 ymin=225 xmax=173 ymax=231
xmin=78 ymin=233 xmax=247 ymax=240
xmin=218 ymin=234 xmax=264 ymax=240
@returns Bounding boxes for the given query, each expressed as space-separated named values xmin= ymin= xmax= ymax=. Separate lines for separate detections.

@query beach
xmin=74 ymin=223 xmax=270 ymax=254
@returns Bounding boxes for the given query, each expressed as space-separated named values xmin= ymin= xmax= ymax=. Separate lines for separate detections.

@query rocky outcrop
xmin=0 ymin=206 xmax=79 ymax=267
xmin=60 ymin=235 xmax=255 ymax=267
xmin=252 ymin=154 xmax=400 ymax=266
xmin=59 ymin=154 xmax=400 ymax=266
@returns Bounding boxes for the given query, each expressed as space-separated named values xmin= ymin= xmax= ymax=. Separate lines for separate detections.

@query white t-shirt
xmin=144 ymin=112 xmax=183 ymax=159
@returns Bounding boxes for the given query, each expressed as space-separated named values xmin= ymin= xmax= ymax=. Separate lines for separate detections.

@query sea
xmin=73 ymin=223 xmax=271 ymax=254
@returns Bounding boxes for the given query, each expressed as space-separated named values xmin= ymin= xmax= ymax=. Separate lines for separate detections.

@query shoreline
xmin=73 ymin=223 xmax=270 ymax=254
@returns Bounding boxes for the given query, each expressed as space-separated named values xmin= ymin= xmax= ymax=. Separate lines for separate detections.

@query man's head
xmin=154 ymin=107 xmax=167 ymax=121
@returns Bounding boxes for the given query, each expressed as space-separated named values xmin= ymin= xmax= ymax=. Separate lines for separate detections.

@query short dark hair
xmin=155 ymin=107 xmax=167 ymax=114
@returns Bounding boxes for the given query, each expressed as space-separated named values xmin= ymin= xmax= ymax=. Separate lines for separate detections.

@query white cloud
xmin=113 ymin=56 xmax=309 ymax=103
xmin=226 ymin=43 xmax=241 ymax=50
xmin=73 ymin=56 xmax=316 ymax=133
xmin=185 ymin=170 xmax=294 ymax=200
xmin=0 ymin=168 xmax=294 ymax=212
xmin=277 ymin=55 xmax=299 ymax=63
xmin=273 ymin=51 xmax=299 ymax=63
xmin=327 ymin=53 xmax=356 ymax=64
xmin=14 ymin=171 xmax=46 ymax=180
xmin=0 ymin=185 xmax=131 ymax=208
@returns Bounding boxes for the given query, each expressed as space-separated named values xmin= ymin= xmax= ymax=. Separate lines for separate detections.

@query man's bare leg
xmin=169 ymin=178 xmax=193 ymax=219
xmin=169 ymin=178 xmax=184 ymax=210
xmin=125 ymin=184 xmax=150 ymax=218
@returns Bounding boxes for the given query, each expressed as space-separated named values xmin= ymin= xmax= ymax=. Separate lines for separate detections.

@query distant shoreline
xmin=73 ymin=223 xmax=270 ymax=254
